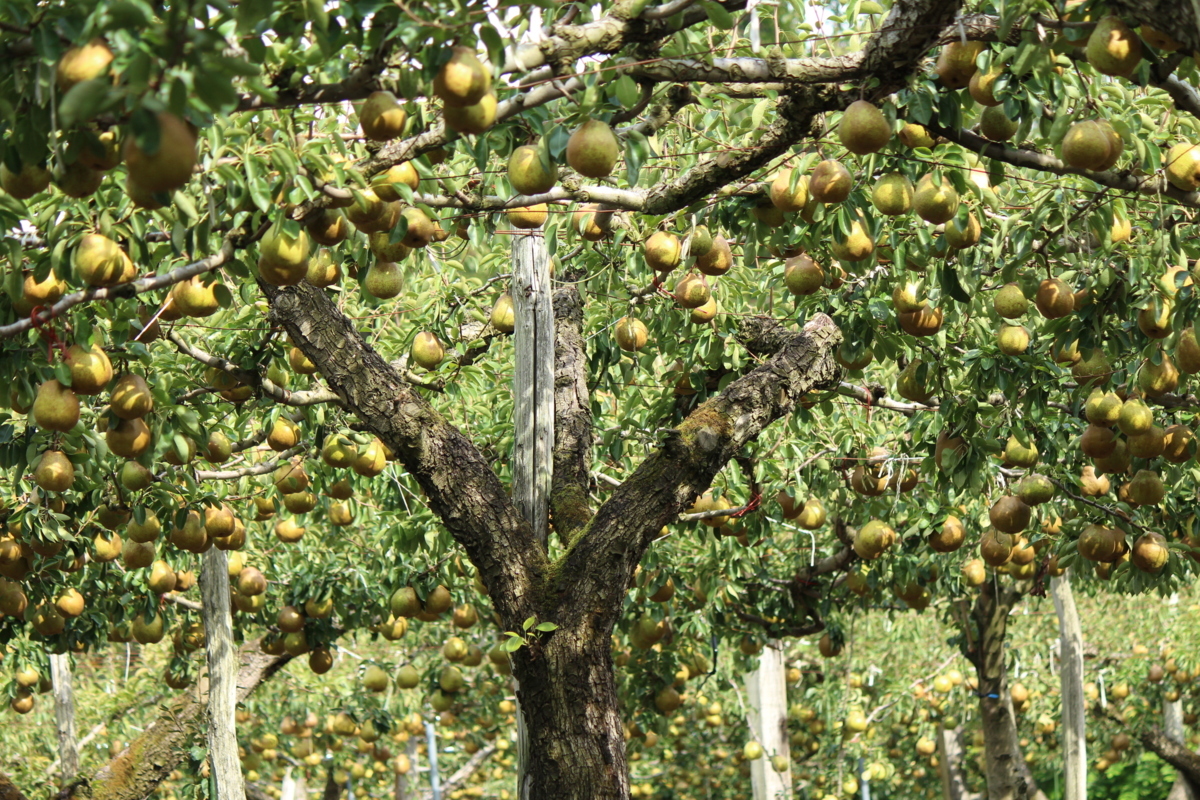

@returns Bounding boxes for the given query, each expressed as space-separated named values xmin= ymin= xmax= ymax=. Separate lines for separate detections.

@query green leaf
xmin=58 ymin=79 xmax=114 ymax=128
xmin=522 ymin=616 xmax=537 ymax=631
xmin=534 ymin=622 xmax=558 ymax=632
xmin=699 ymin=0 xmax=735 ymax=29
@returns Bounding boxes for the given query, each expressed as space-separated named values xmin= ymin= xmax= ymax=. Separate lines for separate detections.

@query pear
xmin=644 ymin=232 xmax=682 ymax=272
xmin=120 ymin=461 xmax=155 ymax=492
xmin=913 ymin=174 xmax=959 ymax=224
xmin=148 ymin=560 xmax=177 ymax=594
xmin=267 ymin=418 xmax=299 ymax=452
xmin=1072 ymin=348 xmax=1112 ymax=386
xmin=110 ymin=373 xmax=153 ymax=420
xmin=397 ymin=207 xmax=434 ymax=248
xmin=689 ymin=226 xmax=714 ymax=257
xmin=871 ymin=173 xmax=913 ymax=216
xmin=674 ymin=274 xmax=710 ymax=309
xmin=507 ymin=204 xmax=547 ymax=229
xmin=33 ymin=379 xmax=80 ymax=432
xmin=56 ymin=38 xmax=113 ymax=92
xmin=615 ymin=317 xmax=649 ymax=352
xmin=79 ymin=129 xmax=121 ymax=171
xmin=305 ymin=251 xmax=341 ymax=288
xmin=203 ymin=431 xmax=233 ymax=464
xmin=979 ymin=106 xmax=1019 ymax=144
xmin=508 ymin=145 xmax=557 ymax=195
xmin=20 ymin=268 xmax=67 ymax=312
xmin=690 ymin=296 xmax=718 ymax=324
xmin=328 ymin=478 xmax=354 ymax=500
xmin=0 ymin=162 xmax=51 ymax=199
xmin=989 ymin=496 xmax=1031 ymax=534
xmin=1165 ymin=143 xmax=1200 ymax=191
xmin=368 ymin=231 xmax=410 ymax=263
xmin=170 ymin=276 xmax=220 ymax=318
xmin=1085 ymin=389 xmax=1123 ymax=426
xmin=574 ymin=204 xmax=612 ymax=241
xmin=131 ymin=611 xmax=166 ymax=645
xmin=566 ymin=119 xmax=620 ymax=179
xmin=1034 ymin=278 xmax=1074 ymax=319
xmin=696 ymin=235 xmax=733 ymax=276
xmin=784 ymin=254 xmax=824 ymax=296
xmin=898 ymin=123 xmax=935 ymax=148
xmin=852 ymin=519 xmax=896 ymax=560
xmin=289 ymin=346 xmax=317 ymax=375
xmin=1131 ymin=532 xmax=1169 ymax=573
xmin=929 ymin=515 xmax=965 ymax=553
xmin=443 ymin=92 xmax=497 ymax=135
xmin=835 ymin=343 xmax=871 ymax=371
xmin=1127 ymin=425 xmax=1165 ymax=459
xmin=258 ymin=226 xmax=311 ymax=286
xmin=433 ymin=47 xmax=491 ymax=108
xmin=1086 ymin=16 xmax=1142 ymax=77
xmin=123 ymin=112 xmax=196 ymax=193
xmin=490 ymin=293 xmax=516 ymax=333
xmin=1062 ymin=121 xmax=1115 ymax=171
xmin=345 ymin=190 xmax=388 ymax=232
xmin=364 ymin=261 xmax=404 ymax=300
xmin=1080 ymin=466 xmax=1111 ymax=497
xmin=1093 ymin=437 xmax=1131 ymax=475
xmin=410 ymin=332 xmax=445 ymax=370
xmin=371 ymin=162 xmax=421 ymax=203
xmin=34 ymin=450 xmax=74 ymax=492
xmin=996 ymin=324 xmax=1030 ymax=355
xmin=838 ymin=100 xmax=891 ymax=155
xmin=992 ymin=283 xmax=1027 ymax=318
xmin=891 ymin=280 xmax=925 ymax=313
xmin=944 ymin=211 xmax=981 ymax=249
xmin=274 ymin=518 xmax=305 ymax=543
xmin=359 ymin=91 xmax=408 ymax=141
xmin=329 ymin=501 xmax=354 ymax=526
xmin=897 ymin=306 xmax=943 ymax=337
xmin=830 ymin=215 xmax=874 ymax=262
xmin=107 ymin=417 xmax=152 ymax=457
xmin=65 ymin=343 xmax=113 ymax=395
xmin=352 ymin=439 xmax=387 ymax=477
xmin=1116 ymin=397 xmax=1153 ymax=437
xmin=1080 ymin=424 xmax=1117 ymax=458
xmin=934 ymin=430 xmax=966 ymax=470
xmin=1162 ymin=424 xmax=1194 ymax=463
xmin=809 ymin=160 xmax=852 ymax=203
xmin=769 ymin=169 xmax=809 ymax=212
xmin=54 ymin=161 xmax=104 ymax=198
xmin=896 ymin=359 xmax=934 ymax=404
xmin=306 ymin=209 xmax=351 ymax=247
xmin=1015 ymin=474 xmax=1055 ymax=506
xmin=1127 ymin=469 xmax=1165 ymax=505
xmin=1139 ymin=352 xmax=1179 ymax=397
xmin=969 ymin=66 xmax=1005 ymax=106
xmin=74 ymin=234 xmax=132 ymax=287
xmin=1003 ymin=435 xmax=1039 ymax=468
xmin=1176 ymin=327 xmax=1200 ymax=374
xmin=935 ymin=41 xmax=984 ymax=89
xmin=321 ymin=434 xmax=357 ymax=468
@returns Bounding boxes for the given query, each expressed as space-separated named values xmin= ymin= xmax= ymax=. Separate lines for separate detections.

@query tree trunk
xmin=966 ymin=584 xmax=1047 ymax=800
xmin=745 ymin=641 xmax=791 ymax=799
xmin=1050 ymin=573 xmax=1086 ymax=800
xmin=49 ymin=653 xmax=79 ymax=785
xmin=200 ymin=547 xmax=247 ymax=800
xmin=936 ymin=726 xmax=978 ymax=800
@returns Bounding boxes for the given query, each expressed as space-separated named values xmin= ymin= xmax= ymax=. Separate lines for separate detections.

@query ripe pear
xmin=54 ymin=161 xmax=104 ymax=198
xmin=1131 ymin=532 xmax=1169 ymax=573
xmin=897 ymin=306 xmax=943 ymax=337
xmin=33 ymin=379 xmax=80 ymax=432
xmin=131 ymin=611 xmax=166 ymax=644
xmin=674 ymin=274 xmax=711 ymax=309
xmin=363 ymin=261 xmax=404 ymax=300
xmin=1127 ymin=424 xmax=1165 ymax=459
xmin=566 ymin=119 xmax=620 ymax=179
xmin=170 ymin=276 xmax=220 ymax=318
xmin=945 ymin=211 xmax=981 ymax=249
xmin=834 ymin=342 xmax=872 ymax=370
xmin=20 ymin=268 xmax=67 ymax=312
xmin=489 ymin=293 xmax=516 ymax=333
xmin=1139 ymin=352 xmax=1179 ymax=397
xmin=853 ymin=519 xmax=896 ymax=560
xmin=1062 ymin=121 xmax=1114 ymax=171
xmin=359 ymin=91 xmax=408 ymax=141
xmin=258 ymin=226 xmax=311 ymax=286
xmin=615 ymin=317 xmax=649 ymax=352
xmin=929 ymin=516 xmax=966 ymax=553
xmin=1073 ymin=348 xmax=1112 ymax=386
xmin=1162 ymin=424 xmax=1194 ymax=463
xmin=74 ymin=233 xmax=132 ymax=287
xmin=838 ymin=100 xmax=891 ymax=155
xmin=979 ymin=106 xmax=1018 ymax=142
xmin=410 ymin=332 xmax=445 ymax=370
xmin=696 ymin=235 xmax=732 ymax=276
xmin=110 ymin=373 xmax=153 ymax=420
xmin=690 ymin=296 xmax=718 ymax=323
xmin=1165 ymin=143 xmax=1200 ymax=191
xmin=784 ymin=254 xmax=824 ymax=296
xmin=34 ymin=450 xmax=74 ymax=492
xmin=126 ymin=510 xmax=161 ymax=543
xmin=830 ymin=215 xmax=874 ymax=262
xmin=574 ymin=204 xmax=612 ymax=241
xmin=1034 ymin=278 xmax=1074 ymax=319
xmin=969 ymin=65 xmax=1005 ymax=106
xmin=935 ymin=41 xmax=984 ymax=89
xmin=123 ymin=112 xmax=197 ymax=193
xmin=56 ymin=38 xmax=113 ymax=92
xmin=1117 ymin=397 xmax=1153 ymax=436
xmin=989 ymin=496 xmax=1031 ymax=534
xmin=443 ymin=92 xmax=497 ymax=135
xmin=305 ymin=250 xmax=341 ymax=288
xmin=896 ymin=359 xmax=935 ymax=404
xmin=1003 ymin=435 xmax=1039 ymax=468
xmin=1086 ymin=16 xmax=1142 ymax=77
xmin=0 ymin=162 xmax=51 ymax=199
xmin=996 ymin=324 xmax=1030 ymax=355
xmin=508 ymin=145 xmax=557 ymax=195
xmin=1176 ymin=327 xmax=1200 ymax=373
xmin=321 ymin=434 xmax=357 ymax=468
xmin=871 ymin=173 xmax=913 ymax=216
xmin=433 ymin=47 xmax=491 ymax=108
xmin=66 ymin=343 xmax=113 ymax=395
xmin=107 ymin=417 xmax=152 ymax=458
xmin=306 ymin=209 xmax=351 ymax=247
xmin=913 ymin=174 xmax=959 ymax=224
xmin=769 ymin=169 xmax=809 ymax=212
xmin=120 ymin=461 xmax=155 ymax=492
xmin=1127 ymin=469 xmax=1165 ymax=505
xmin=898 ymin=122 xmax=935 ymax=148
xmin=148 ymin=560 xmax=177 ymax=594
xmin=643 ymin=231 xmax=682 ymax=273
xmin=274 ymin=518 xmax=305 ymax=543
xmin=1084 ymin=389 xmax=1123 ymax=426
xmin=991 ymin=284 xmax=1027 ymax=319
xmin=352 ymin=439 xmax=387 ymax=477
xmin=809 ymin=159 xmax=852 ymax=203
xmin=507 ymin=204 xmax=547 ymax=229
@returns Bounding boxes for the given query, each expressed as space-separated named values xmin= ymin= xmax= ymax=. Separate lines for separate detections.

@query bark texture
xmin=1143 ymin=727 xmax=1200 ymax=786
xmin=963 ymin=585 xmax=1047 ymax=800
xmin=550 ymin=280 xmax=594 ymax=539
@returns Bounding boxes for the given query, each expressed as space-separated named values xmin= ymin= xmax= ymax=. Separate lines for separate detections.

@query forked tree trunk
xmin=1051 ymin=573 xmax=1086 ymax=800
xmin=965 ymin=584 xmax=1047 ymax=800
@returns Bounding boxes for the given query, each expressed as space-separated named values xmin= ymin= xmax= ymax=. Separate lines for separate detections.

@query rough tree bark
xmin=1143 ymin=728 xmax=1200 ymax=786
xmin=1050 ymin=573 xmax=1086 ymax=800
xmin=0 ymin=643 xmax=289 ymax=800
xmin=961 ymin=584 xmax=1047 ymax=800
xmin=49 ymin=653 xmax=79 ymax=785
xmin=200 ymin=547 xmax=247 ymax=800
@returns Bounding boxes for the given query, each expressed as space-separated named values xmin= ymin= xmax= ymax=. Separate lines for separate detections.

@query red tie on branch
xmin=29 ymin=306 xmax=68 ymax=363
xmin=729 ymin=491 xmax=762 ymax=519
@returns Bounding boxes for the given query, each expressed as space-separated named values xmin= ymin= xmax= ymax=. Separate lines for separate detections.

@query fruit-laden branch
xmin=1140 ymin=727 xmax=1200 ymax=785
xmin=166 ymin=331 xmax=344 ymax=407
xmin=836 ymin=382 xmax=937 ymax=414
xmin=192 ymin=445 xmax=304 ymax=481
xmin=552 ymin=313 xmax=842 ymax=625
xmin=0 ymin=644 xmax=291 ymax=800
xmin=927 ymin=120 xmax=1200 ymax=209
xmin=549 ymin=281 xmax=594 ymax=539
xmin=261 ymin=279 xmax=548 ymax=626
xmin=0 ymin=240 xmax=235 ymax=340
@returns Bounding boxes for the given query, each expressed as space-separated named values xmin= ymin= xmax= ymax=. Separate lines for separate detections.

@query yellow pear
xmin=443 ymin=92 xmax=497 ymax=136
xmin=838 ymin=100 xmax=891 ymax=155
xmin=123 ymin=112 xmax=197 ymax=193
xmin=566 ymin=119 xmax=620 ymax=179
xmin=33 ymin=380 xmax=80 ymax=432
xmin=359 ymin=91 xmax=408 ymax=141
xmin=56 ymin=38 xmax=114 ymax=92
xmin=433 ymin=47 xmax=491 ymax=108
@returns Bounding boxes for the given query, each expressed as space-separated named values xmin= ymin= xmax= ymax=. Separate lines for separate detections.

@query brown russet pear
xmin=979 ymin=106 xmax=1018 ymax=142
xmin=0 ymin=162 xmax=51 ymax=199
xmin=913 ymin=173 xmax=959 ymax=224
xmin=433 ymin=47 xmax=491 ymax=108
xmin=364 ymin=261 xmax=403 ymax=299
xmin=1162 ymin=424 xmax=1194 ymax=463
xmin=410 ymin=332 xmax=445 ymax=370
xmin=897 ymin=306 xmax=943 ymax=337
xmin=359 ymin=91 xmax=407 ymax=141
xmin=769 ymin=169 xmax=809 ymax=212
xmin=56 ymin=38 xmax=113 ymax=92
xmin=33 ymin=379 xmax=80 ymax=432
xmin=615 ymin=317 xmax=648 ymax=352
xmin=55 ymin=161 xmax=104 ymax=198
xmin=935 ymin=41 xmax=984 ymax=89
xmin=566 ymin=119 xmax=620 ymax=179
xmin=1086 ymin=16 xmax=1142 ymax=77
xmin=508 ymin=145 xmax=557 ymax=195
xmin=66 ymin=342 xmax=112 ymax=395
xmin=1177 ymin=326 xmax=1200 ymax=373
xmin=674 ymin=274 xmax=710 ymax=309
xmin=809 ymin=160 xmax=852 ymax=203
xmin=838 ymin=100 xmax=891 ymax=155
xmin=989 ymin=496 xmax=1031 ymax=534
xmin=1035 ymin=278 xmax=1074 ymax=319
xmin=110 ymin=373 xmax=153 ymax=419
xmin=124 ymin=112 xmax=196 ymax=193
xmin=443 ymin=92 xmax=496 ymax=135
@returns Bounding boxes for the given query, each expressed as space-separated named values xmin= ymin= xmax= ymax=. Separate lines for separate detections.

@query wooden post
xmin=49 ymin=652 xmax=78 ymax=784
xmin=1051 ymin=572 xmax=1086 ymax=800
xmin=200 ymin=547 xmax=247 ymax=800
xmin=745 ymin=641 xmax=791 ymax=799
xmin=511 ymin=228 xmax=554 ymax=800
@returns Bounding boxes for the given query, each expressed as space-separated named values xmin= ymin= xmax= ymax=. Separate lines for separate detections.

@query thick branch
xmin=262 ymin=280 xmax=546 ymax=626
xmin=550 ymin=282 xmax=593 ymax=539
xmin=1142 ymin=728 xmax=1200 ymax=785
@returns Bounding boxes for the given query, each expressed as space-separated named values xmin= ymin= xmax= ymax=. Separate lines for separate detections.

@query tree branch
xmin=192 ymin=446 xmax=303 ymax=481
xmin=1142 ymin=727 xmax=1200 ymax=785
